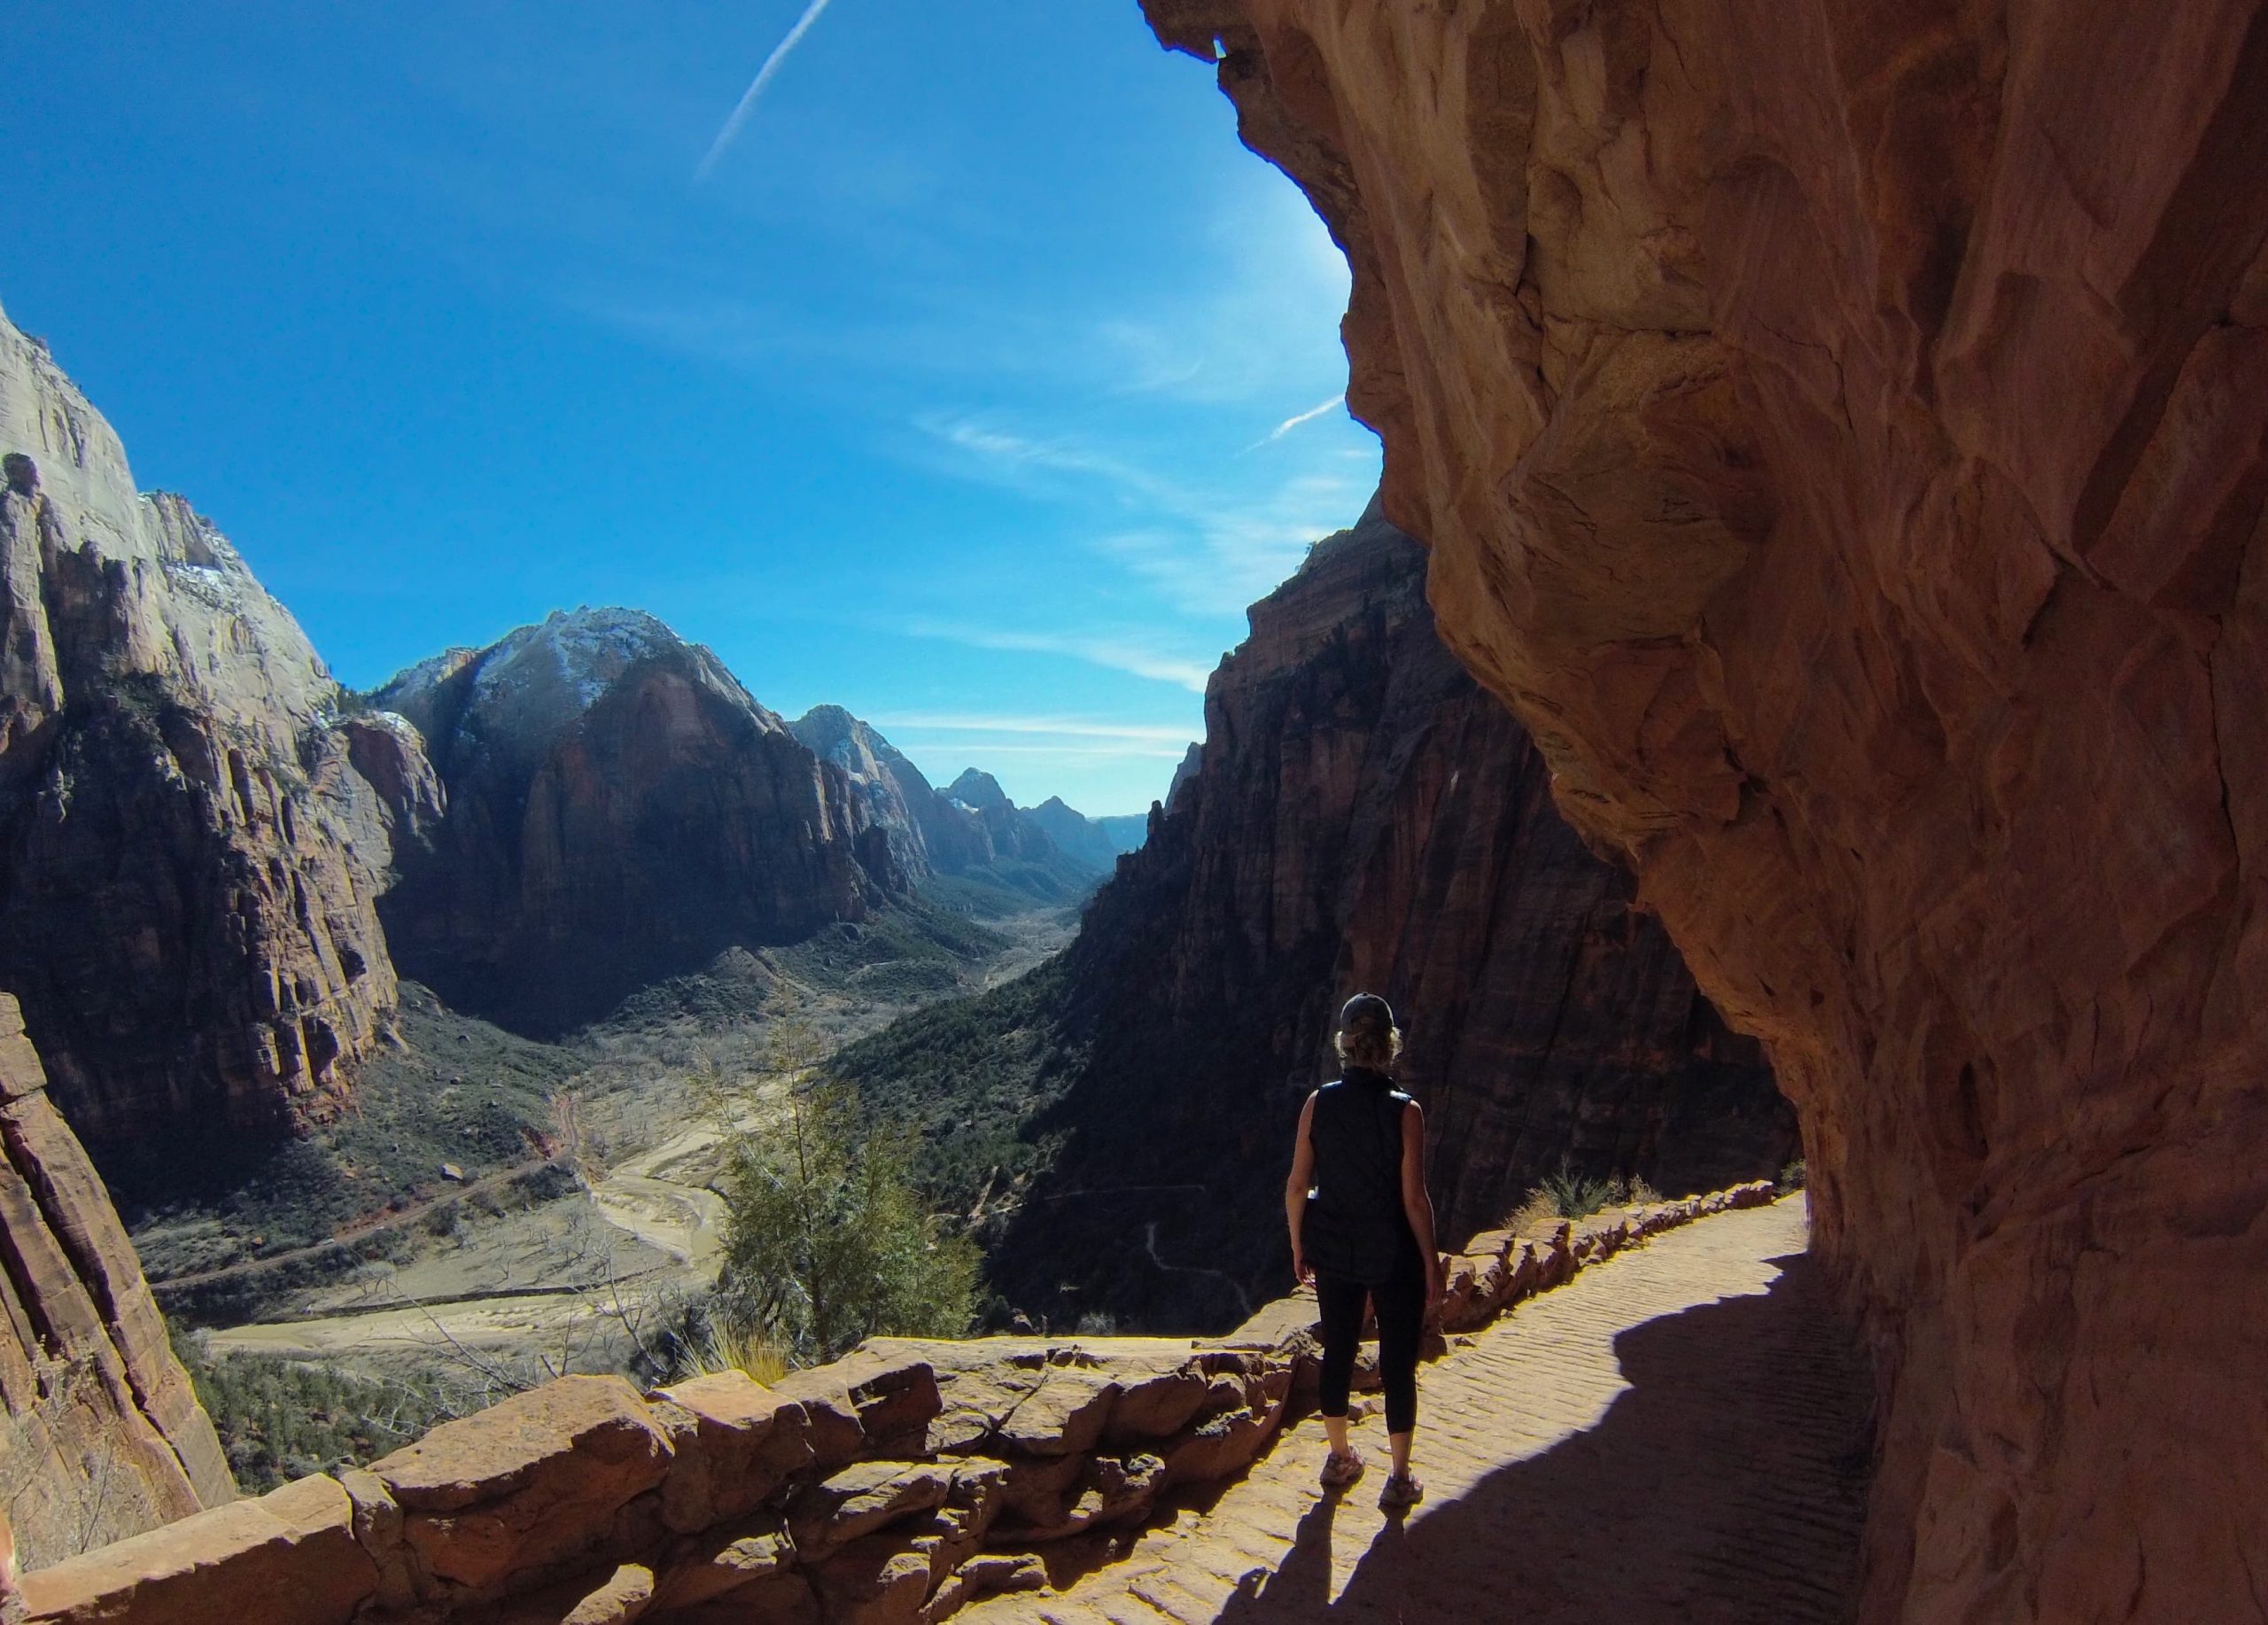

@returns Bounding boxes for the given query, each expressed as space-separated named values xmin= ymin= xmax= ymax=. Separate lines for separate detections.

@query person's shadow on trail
xmin=1215 ymin=1250 xmax=1873 ymax=1624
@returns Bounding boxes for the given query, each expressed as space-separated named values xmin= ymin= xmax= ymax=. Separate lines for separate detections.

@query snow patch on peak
xmin=468 ymin=605 xmax=687 ymax=715
xmin=538 ymin=606 xmax=683 ymax=708
xmin=945 ymin=768 xmax=1013 ymax=815
xmin=791 ymin=704 xmax=863 ymax=753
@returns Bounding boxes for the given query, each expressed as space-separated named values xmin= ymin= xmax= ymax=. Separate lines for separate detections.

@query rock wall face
xmin=377 ymin=611 xmax=897 ymax=1033
xmin=1139 ymin=4 xmax=2268 ymax=1618
xmin=791 ymin=708 xmax=1125 ymax=903
xmin=790 ymin=705 xmax=996 ymax=881
xmin=1021 ymin=797 xmax=1137 ymax=873
xmin=984 ymin=503 xmax=1788 ymax=1328
xmin=0 ymin=303 xmax=414 ymax=1150
xmin=0 ymin=994 xmax=232 ymax=1567
xmin=943 ymin=770 xmax=1076 ymax=871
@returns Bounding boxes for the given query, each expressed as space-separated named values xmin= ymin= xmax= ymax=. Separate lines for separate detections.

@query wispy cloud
xmin=920 ymin=416 xmax=1365 ymax=618
xmin=925 ymin=421 xmax=1176 ymax=502
xmin=903 ymin=619 xmax=1216 ymax=692
xmin=913 ymin=741 xmax=1191 ymax=761
xmin=1246 ymin=393 xmax=1346 ymax=451
xmin=870 ymin=712 xmax=1194 ymax=743
xmin=695 ymin=0 xmax=840 ymax=182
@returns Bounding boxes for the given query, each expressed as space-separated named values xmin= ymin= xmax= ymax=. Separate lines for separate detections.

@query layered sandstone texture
xmin=375 ymin=611 xmax=898 ymax=1033
xmin=792 ymin=705 xmax=992 ymax=882
xmin=1139 ymin=3 xmax=2268 ymax=1619
xmin=988 ymin=505 xmax=1788 ymax=1328
xmin=0 ymin=995 xmax=232 ymax=1567
xmin=0 ymin=302 xmax=420 ymax=1149
xmin=16 ymin=1171 xmax=1773 ymax=1623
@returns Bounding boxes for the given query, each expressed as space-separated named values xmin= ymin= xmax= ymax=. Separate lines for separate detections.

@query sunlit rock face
xmin=1140 ymin=3 xmax=2268 ymax=1618
xmin=0 ymin=993 xmax=234 ymax=1564
xmin=790 ymin=706 xmax=1023 ymax=880
xmin=0 ymin=302 xmax=413 ymax=1150
xmin=990 ymin=502 xmax=1788 ymax=1327
xmin=376 ymin=610 xmax=897 ymax=1033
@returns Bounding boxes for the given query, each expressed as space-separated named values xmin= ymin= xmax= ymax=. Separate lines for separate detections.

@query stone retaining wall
xmin=21 ymin=1183 xmax=1775 ymax=1624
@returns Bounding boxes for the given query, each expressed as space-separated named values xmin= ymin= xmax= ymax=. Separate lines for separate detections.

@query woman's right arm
xmin=1400 ymin=1099 xmax=1444 ymax=1310
xmin=1285 ymin=1092 xmax=1317 ymax=1286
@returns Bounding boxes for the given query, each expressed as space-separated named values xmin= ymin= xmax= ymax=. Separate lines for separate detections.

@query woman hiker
xmin=1285 ymin=992 xmax=1444 ymax=1509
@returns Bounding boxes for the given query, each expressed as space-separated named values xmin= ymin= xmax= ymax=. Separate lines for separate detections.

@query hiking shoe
xmin=1379 ymin=1473 xmax=1425 ymax=1510
xmin=1319 ymin=1449 xmax=1365 ymax=1489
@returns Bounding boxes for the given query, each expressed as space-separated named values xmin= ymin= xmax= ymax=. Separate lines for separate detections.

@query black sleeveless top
xmin=1302 ymin=1067 xmax=1417 ymax=1284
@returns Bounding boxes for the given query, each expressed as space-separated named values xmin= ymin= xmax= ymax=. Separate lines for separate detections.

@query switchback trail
xmin=970 ymin=1197 xmax=1873 ymax=1624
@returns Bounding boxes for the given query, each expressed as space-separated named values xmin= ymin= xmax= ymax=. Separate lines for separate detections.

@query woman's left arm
xmin=1285 ymin=1092 xmax=1318 ymax=1286
xmin=1400 ymin=1100 xmax=1444 ymax=1308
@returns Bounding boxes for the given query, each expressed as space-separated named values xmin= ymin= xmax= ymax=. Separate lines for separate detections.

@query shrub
xmin=1777 ymin=1158 xmax=1807 ymax=1194
xmin=1506 ymin=1167 xmax=1663 ymax=1232
xmin=684 ymin=1319 xmax=791 ymax=1387
xmin=170 ymin=1327 xmax=467 ymax=1492
xmin=712 ymin=1025 xmax=980 ymax=1365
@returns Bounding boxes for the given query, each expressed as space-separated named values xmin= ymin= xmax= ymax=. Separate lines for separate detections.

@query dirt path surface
xmin=205 ymin=1288 xmax=638 ymax=1358
xmin=970 ymin=1197 xmax=1871 ymax=1625
xmin=588 ymin=1124 xmax=731 ymax=1269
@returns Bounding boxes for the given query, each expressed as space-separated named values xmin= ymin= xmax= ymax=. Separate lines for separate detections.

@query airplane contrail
xmin=1241 ymin=392 xmax=1347 ymax=453
xmin=695 ymin=0 xmax=838 ymax=182
xmin=1268 ymin=393 xmax=1347 ymax=439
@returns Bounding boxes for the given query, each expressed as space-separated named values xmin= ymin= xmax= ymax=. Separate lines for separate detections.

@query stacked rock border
xmin=20 ymin=1182 xmax=1776 ymax=1624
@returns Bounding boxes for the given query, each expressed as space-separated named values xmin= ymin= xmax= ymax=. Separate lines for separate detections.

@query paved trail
xmin=972 ymin=1197 xmax=1873 ymax=1625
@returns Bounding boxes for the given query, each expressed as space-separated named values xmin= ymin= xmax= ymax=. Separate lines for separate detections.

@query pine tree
xmin=715 ymin=1027 xmax=978 ymax=1364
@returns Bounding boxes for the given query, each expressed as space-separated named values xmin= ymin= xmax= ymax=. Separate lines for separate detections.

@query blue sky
xmin=0 ymin=1 xmax=1377 ymax=814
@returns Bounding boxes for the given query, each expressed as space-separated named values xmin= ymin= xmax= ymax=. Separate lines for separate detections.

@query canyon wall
xmin=792 ymin=704 xmax=990 ymax=882
xmin=973 ymin=503 xmax=1788 ymax=1329
xmin=790 ymin=707 xmax=1122 ymax=897
xmin=0 ymin=994 xmax=232 ymax=1568
xmin=376 ymin=611 xmax=899 ymax=1034
xmin=0 ymin=303 xmax=417 ymax=1152
xmin=1138 ymin=3 xmax=2268 ymax=1618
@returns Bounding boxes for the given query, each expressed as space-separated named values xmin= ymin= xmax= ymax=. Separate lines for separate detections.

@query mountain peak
xmin=373 ymin=604 xmax=757 ymax=757
xmin=946 ymin=768 xmax=1013 ymax=814
xmin=789 ymin=704 xmax=873 ymax=759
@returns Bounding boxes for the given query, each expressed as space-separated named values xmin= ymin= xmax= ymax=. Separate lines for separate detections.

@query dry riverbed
xmin=167 ymin=896 xmax=1081 ymax=1387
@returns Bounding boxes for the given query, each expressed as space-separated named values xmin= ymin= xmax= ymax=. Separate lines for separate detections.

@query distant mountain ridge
xmin=0 ymin=285 xmax=1159 ymax=1126
xmin=358 ymin=618 xmax=1153 ymax=1032
xmin=791 ymin=710 xmax=1146 ymax=903
xmin=369 ymin=609 xmax=902 ymax=1033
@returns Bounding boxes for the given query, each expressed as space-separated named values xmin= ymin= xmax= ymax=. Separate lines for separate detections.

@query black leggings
xmin=1316 ymin=1256 xmax=1425 ymax=1435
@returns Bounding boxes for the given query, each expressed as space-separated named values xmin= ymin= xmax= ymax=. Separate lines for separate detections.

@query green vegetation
xmin=712 ymin=1034 xmax=980 ymax=1363
xmin=1506 ymin=1166 xmax=1665 ymax=1232
xmin=170 ymin=1328 xmax=467 ymax=1492
xmin=123 ymin=982 xmax=579 ymax=1302
xmin=916 ymin=854 xmax=1101 ymax=915
xmin=133 ymin=889 xmax=1070 ymax=1434
xmin=772 ymin=895 xmax=1011 ymax=999
xmin=1777 ymin=1158 xmax=1807 ymax=1194
xmin=826 ymin=956 xmax=1086 ymax=1215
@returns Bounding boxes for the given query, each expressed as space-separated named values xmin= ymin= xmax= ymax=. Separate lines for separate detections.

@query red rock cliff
xmin=0 ymin=304 xmax=422 ymax=1153
xmin=1140 ymin=4 xmax=2268 ymax=1618
xmin=375 ymin=610 xmax=898 ymax=1033
xmin=0 ymin=994 xmax=231 ymax=1566
xmin=975 ymin=503 xmax=1788 ymax=1328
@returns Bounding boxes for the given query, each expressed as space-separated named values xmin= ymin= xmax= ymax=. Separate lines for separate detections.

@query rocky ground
xmin=964 ymin=1198 xmax=1871 ymax=1625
